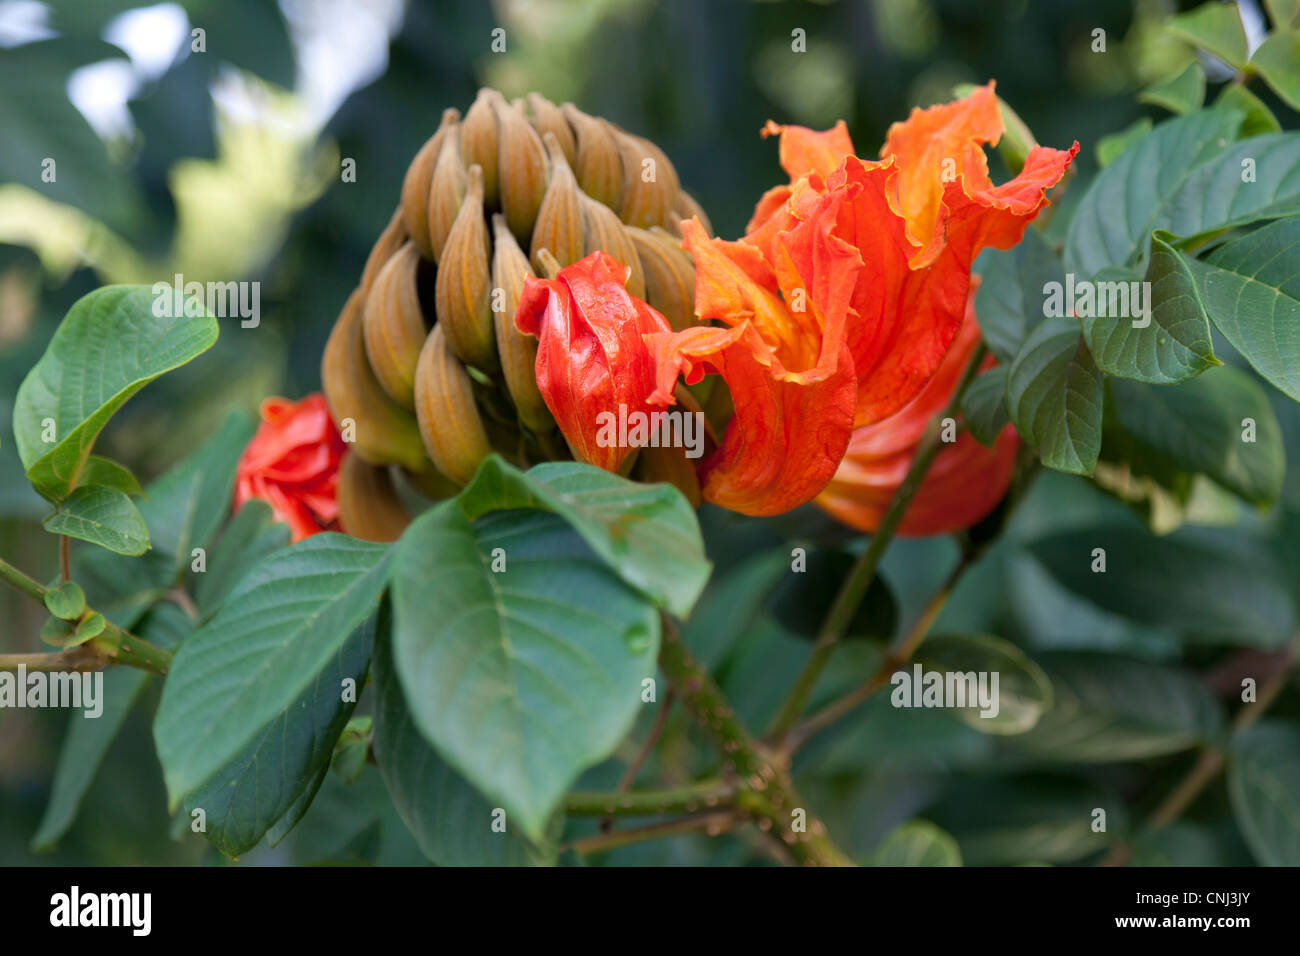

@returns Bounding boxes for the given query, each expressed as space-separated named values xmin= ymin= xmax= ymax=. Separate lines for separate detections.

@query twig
xmin=565 ymin=811 xmax=738 ymax=857
xmin=600 ymin=690 xmax=676 ymax=832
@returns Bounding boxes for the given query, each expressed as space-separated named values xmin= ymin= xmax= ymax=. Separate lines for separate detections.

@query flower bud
xmin=562 ymin=104 xmax=624 ymax=211
xmin=337 ymin=453 xmax=412 ymax=543
xmin=427 ymin=124 xmax=467 ymax=265
xmin=321 ymin=288 xmax=431 ymax=472
xmin=434 ymin=164 xmax=498 ymax=372
xmin=491 ymin=214 xmax=553 ymax=435
xmin=401 ymin=108 xmax=458 ymax=259
xmin=460 ymin=88 xmax=501 ymax=209
xmin=530 ymin=133 xmax=584 ymax=271
xmin=361 ymin=208 xmax=407 ymax=295
xmin=674 ymin=190 xmax=713 ymax=237
xmin=362 ymin=241 xmax=430 ymax=408
xmin=579 ymin=191 xmax=646 ymax=299
xmin=613 ymin=128 xmax=679 ymax=228
xmin=629 ymin=225 xmax=697 ymax=332
xmin=527 ymin=92 xmax=575 ymax=167
xmin=514 ymin=251 xmax=672 ymax=473
xmin=414 ymin=324 xmax=492 ymax=485
xmin=496 ymin=97 xmax=548 ymax=242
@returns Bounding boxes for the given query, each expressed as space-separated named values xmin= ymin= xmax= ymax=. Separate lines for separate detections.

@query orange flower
xmin=515 ymin=251 xmax=673 ymax=473
xmin=647 ymin=82 xmax=1074 ymax=516
xmin=234 ymin=394 xmax=346 ymax=542
xmin=815 ymin=288 xmax=1019 ymax=536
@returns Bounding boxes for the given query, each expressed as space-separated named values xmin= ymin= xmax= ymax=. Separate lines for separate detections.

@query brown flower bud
xmin=321 ymin=288 xmax=431 ymax=472
xmin=361 ymin=208 xmax=407 ymax=296
xmin=629 ymin=225 xmax=697 ymax=332
xmin=460 ymin=88 xmax=501 ymax=209
xmin=401 ymin=108 xmax=458 ymax=259
xmin=414 ymin=324 xmax=491 ymax=485
xmin=529 ymin=133 xmax=584 ymax=271
xmin=434 ymin=164 xmax=497 ymax=372
xmin=613 ymin=128 xmax=680 ymax=228
xmin=337 ymin=453 xmax=412 ymax=543
xmin=362 ymin=241 xmax=429 ymax=408
xmin=527 ymin=92 xmax=575 ymax=168
xmin=562 ymin=104 xmax=624 ymax=211
xmin=579 ymin=191 xmax=645 ymax=299
xmin=491 ymin=213 xmax=552 ymax=434
xmin=675 ymin=189 xmax=713 ymax=237
xmin=496 ymin=96 xmax=548 ymax=241
xmin=426 ymin=125 xmax=467 ymax=265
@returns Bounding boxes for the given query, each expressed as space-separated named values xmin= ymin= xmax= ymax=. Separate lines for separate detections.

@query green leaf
xmin=1027 ymin=526 xmax=1295 ymax=646
xmin=928 ymin=774 xmax=1125 ymax=865
xmin=1082 ymin=236 xmax=1218 ymax=384
xmin=371 ymin=617 xmax=558 ymax=865
xmin=193 ymin=498 xmax=290 ymax=619
xmin=39 ymin=616 xmax=75 ymax=647
xmin=975 ymin=227 xmax=1063 ymax=364
xmin=961 ymin=367 xmax=1011 ymax=447
xmin=1164 ymin=133 xmax=1300 ymax=243
xmin=182 ymin=615 xmax=374 ymax=858
xmin=30 ymin=603 xmax=192 ymax=851
xmin=390 ymin=506 xmax=659 ymax=842
xmin=12 ymin=286 xmax=218 ymax=503
xmin=1250 ymin=31 xmax=1300 ymax=111
xmin=1169 ymin=1 xmax=1250 ymax=70
xmin=153 ymin=534 xmax=391 ymax=808
xmin=915 ymin=634 xmax=1053 ymax=735
xmin=1066 ymin=109 xmax=1242 ymax=278
xmin=1228 ymin=720 xmax=1300 ymax=866
xmin=1214 ymin=83 xmax=1281 ymax=137
xmin=42 ymin=486 xmax=149 ymax=556
xmin=453 ymin=456 xmax=710 ymax=618
xmin=1266 ymin=0 xmax=1300 ymax=29
xmin=1138 ymin=61 xmax=1206 ymax=114
xmin=1108 ymin=368 xmax=1285 ymax=508
xmin=43 ymin=581 xmax=85 ymax=621
xmin=1096 ymin=117 xmax=1152 ymax=168
xmin=681 ymin=550 xmax=788 ymax=669
xmin=1006 ymin=319 xmax=1103 ymax=475
xmin=68 ymin=611 xmax=106 ymax=648
xmin=868 ymin=820 xmax=962 ymax=867
xmin=76 ymin=456 xmax=143 ymax=497
xmin=1130 ymin=821 xmax=1248 ymax=866
xmin=330 ymin=717 xmax=372 ymax=786
xmin=1008 ymin=653 xmax=1225 ymax=761
xmin=768 ymin=547 xmax=897 ymax=642
xmin=1180 ymin=217 xmax=1300 ymax=402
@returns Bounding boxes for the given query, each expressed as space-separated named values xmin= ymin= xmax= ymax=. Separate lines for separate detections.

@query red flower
xmin=815 ymin=288 xmax=1019 ymax=536
xmin=515 ymin=250 xmax=673 ymax=473
xmin=234 ymin=393 xmax=347 ymax=542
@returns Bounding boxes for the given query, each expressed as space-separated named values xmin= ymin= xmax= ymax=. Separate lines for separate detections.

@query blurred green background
xmin=3 ymin=0 xmax=1297 ymax=866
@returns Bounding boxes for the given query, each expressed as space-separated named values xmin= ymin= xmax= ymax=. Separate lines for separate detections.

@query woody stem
xmin=766 ymin=343 xmax=989 ymax=743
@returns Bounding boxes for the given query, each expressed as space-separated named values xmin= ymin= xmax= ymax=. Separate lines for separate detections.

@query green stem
xmin=657 ymin=620 xmax=853 ymax=866
xmin=767 ymin=343 xmax=989 ymax=740
xmin=0 ymin=555 xmax=47 ymax=602
xmin=566 ymin=779 xmax=733 ymax=817
xmin=566 ymin=811 xmax=737 ymax=857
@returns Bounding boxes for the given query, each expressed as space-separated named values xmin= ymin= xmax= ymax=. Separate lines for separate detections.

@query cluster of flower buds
xmin=321 ymin=88 xmax=710 ymax=540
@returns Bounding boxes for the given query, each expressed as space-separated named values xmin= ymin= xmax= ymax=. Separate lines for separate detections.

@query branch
xmin=767 ymin=343 xmax=989 ymax=741
xmin=566 ymin=779 xmax=733 ymax=817
xmin=565 ymin=811 xmax=738 ymax=857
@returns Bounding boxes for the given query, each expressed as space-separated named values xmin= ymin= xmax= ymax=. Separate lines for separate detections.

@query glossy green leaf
xmin=1138 ymin=61 xmax=1206 ymax=114
xmin=1164 ymin=133 xmax=1300 ymax=244
xmin=1266 ymin=0 xmax=1300 ymax=28
xmin=1028 ymin=526 xmax=1295 ymax=646
xmin=1066 ymin=109 xmax=1242 ymax=277
xmin=1228 ymin=720 xmax=1300 ymax=866
xmin=153 ymin=534 xmax=391 ymax=808
xmin=1096 ymin=117 xmax=1152 ymax=168
xmin=193 ymin=498 xmax=291 ymax=619
xmin=43 ymin=581 xmax=85 ymax=621
xmin=915 ymin=633 xmax=1053 ymax=735
xmin=1006 ymin=319 xmax=1103 ymax=475
xmin=868 ymin=820 xmax=962 ymax=867
xmin=12 ymin=286 xmax=218 ymax=502
xmin=1214 ymin=83 xmax=1281 ymax=137
xmin=76 ymin=456 xmax=143 ymax=497
xmin=975 ymin=227 xmax=1062 ymax=364
xmin=961 ymin=367 xmax=1011 ymax=447
xmin=1108 ymin=368 xmax=1285 ymax=507
xmin=1082 ymin=235 xmax=1218 ymax=384
xmin=68 ymin=611 xmax=106 ymax=648
xmin=1181 ymin=217 xmax=1300 ymax=402
xmin=454 ymin=456 xmax=710 ymax=618
xmin=1250 ymin=31 xmax=1300 ymax=111
xmin=371 ymin=617 xmax=558 ymax=865
xmin=42 ymin=486 xmax=149 ymax=556
xmin=390 ymin=506 xmax=659 ymax=841
xmin=1169 ymin=2 xmax=1249 ymax=70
